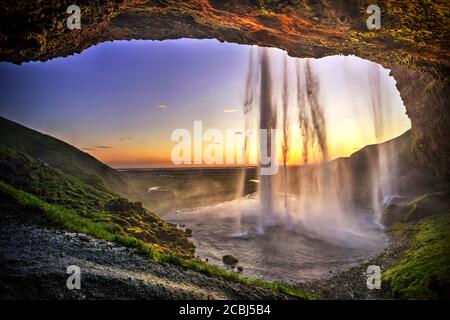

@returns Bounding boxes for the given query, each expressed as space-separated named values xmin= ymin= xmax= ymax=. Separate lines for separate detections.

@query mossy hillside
xmin=0 ymin=142 xmax=193 ymax=257
xmin=0 ymin=116 xmax=129 ymax=195
xmin=0 ymin=143 xmax=115 ymax=217
xmin=0 ymin=180 xmax=312 ymax=300
xmin=383 ymin=211 xmax=450 ymax=299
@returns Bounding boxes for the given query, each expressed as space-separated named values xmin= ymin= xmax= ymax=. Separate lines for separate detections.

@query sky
xmin=0 ymin=39 xmax=411 ymax=168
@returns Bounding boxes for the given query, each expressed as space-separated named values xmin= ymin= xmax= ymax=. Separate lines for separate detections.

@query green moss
xmin=0 ymin=116 xmax=129 ymax=194
xmin=383 ymin=212 xmax=450 ymax=299
xmin=158 ymin=254 xmax=313 ymax=299
xmin=0 ymin=143 xmax=115 ymax=216
xmin=0 ymin=180 xmax=312 ymax=299
xmin=342 ymin=0 xmax=449 ymax=83
xmin=0 ymin=133 xmax=194 ymax=257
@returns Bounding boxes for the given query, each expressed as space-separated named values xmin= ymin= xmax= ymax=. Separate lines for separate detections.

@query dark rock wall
xmin=389 ymin=65 xmax=450 ymax=177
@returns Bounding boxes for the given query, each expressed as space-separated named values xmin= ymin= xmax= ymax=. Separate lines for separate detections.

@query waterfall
xmin=258 ymin=48 xmax=277 ymax=226
xmin=242 ymin=47 xmax=401 ymax=238
xmin=281 ymin=55 xmax=290 ymax=223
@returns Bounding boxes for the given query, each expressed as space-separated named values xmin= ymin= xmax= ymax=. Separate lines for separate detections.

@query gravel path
xmin=0 ymin=223 xmax=290 ymax=300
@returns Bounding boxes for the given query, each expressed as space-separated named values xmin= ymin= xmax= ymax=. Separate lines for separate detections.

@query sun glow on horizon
xmin=0 ymin=39 xmax=410 ymax=169
xmin=80 ymin=51 xmax=411 ymax=169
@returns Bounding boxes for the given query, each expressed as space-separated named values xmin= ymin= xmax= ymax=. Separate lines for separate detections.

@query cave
xmin=0 ymin=0 xmax=449 ymax=301
xmin=1 ymin=0 xmax=449 ymax=178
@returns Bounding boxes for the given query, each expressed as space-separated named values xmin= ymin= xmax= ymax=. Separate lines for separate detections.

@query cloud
xmin=119 ymin=137 xmax=133 ymax=141
xmin=223 ymin=108 xmax=237 ymax=113
xmin=82 ymin=145 xmax=112 ymax=151
xmin=158 ymin=105 xmax=169 ymax=109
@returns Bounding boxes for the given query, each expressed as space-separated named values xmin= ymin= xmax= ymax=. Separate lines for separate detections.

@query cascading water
xmin=242 ymin=47 xmax=401 ymax=241
xmin=165 ymin=45 xmax=409 ymax=281
xmin=367 ymin=62 xmax=400 ymax=217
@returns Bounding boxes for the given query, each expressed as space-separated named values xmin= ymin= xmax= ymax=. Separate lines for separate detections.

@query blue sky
xmin=0 ymin=39 xmax=410 ymax=168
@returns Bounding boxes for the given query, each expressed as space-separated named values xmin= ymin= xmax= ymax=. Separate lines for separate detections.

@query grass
xmin=0 ymin=139 xmax=194 ymax=257
xmin=383 ymin=212 xmax=450 ymax=299
xmin=0 ymin=116 xmax=129 ymax=194
xmin=0 ymin=180 xmax=313 ymax=299
xmin=0 ymin=143 xmax=116 ymax=217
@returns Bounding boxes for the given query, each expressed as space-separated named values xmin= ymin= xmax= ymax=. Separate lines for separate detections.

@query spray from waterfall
xmin=296 ymin=60 xmax=311 ymax=164
xmin=281 ymin=55 xmax=290 ymax=222
xmin=240 ymin=47 xmax=402 ymax=239
xmin=258 ymin=48 xmax=277 ymax=226
xmin=304 ymin=60 xmax=328 ymax=161
xmin=367 ymin=62 xmax=398 ymax=216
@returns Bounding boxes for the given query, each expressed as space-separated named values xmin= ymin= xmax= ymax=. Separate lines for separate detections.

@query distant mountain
xmin=0 ymin=116 xmax=129 ymax=195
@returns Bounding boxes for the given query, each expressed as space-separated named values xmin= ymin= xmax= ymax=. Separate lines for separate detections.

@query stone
xmin=222 ymin=255 xmax=238 ymax=266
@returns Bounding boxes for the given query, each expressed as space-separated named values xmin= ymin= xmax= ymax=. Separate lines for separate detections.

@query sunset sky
xmin=0 ymin=39 xmax=410 ymax=168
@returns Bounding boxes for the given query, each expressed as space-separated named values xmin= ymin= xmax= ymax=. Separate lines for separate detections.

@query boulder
xmin=222 ymin=255 xmax=238 ymax=266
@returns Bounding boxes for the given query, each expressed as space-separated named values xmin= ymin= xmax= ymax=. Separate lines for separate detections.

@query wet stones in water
xmin=222 ymin=255 xmax=238 ymax=266
xmin=185 ymin=228 xmax=192 ymax=237
xmin=237 ymin=266 xmax=243 ymax=273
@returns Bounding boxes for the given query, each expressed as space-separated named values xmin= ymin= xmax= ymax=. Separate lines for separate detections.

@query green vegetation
xmin=0 ymin=116 xmax=311 ymax=298
xmin=383 ymin=212 xmax=450 ymax=299
xmin=0 ymin=116 xmax=129 ymax=195
xmin=0 ymin=143 xmax=116 ymax=217
xmin=159 ymin=253 xmax=313 ymax=299
xmin=0 ymin=115 xmax=193 ymax=256
xmin=382 ymin=0 xmax=449 ymax=44
xmin=381 ymin=189 xmax=450 ymax=226
xmin=0 ymin=141 xmax=193 ymax=257
xmin=0 ymin=180 xmax=312 ymax=299
xmin=3 ymin=116 xmax=448 ymax=300
xmin=345 ymin=0 xmax=450 ymax=82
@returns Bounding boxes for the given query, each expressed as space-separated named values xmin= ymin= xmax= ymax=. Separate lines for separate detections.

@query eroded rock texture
xmin=1 ymin=0 xmax=449 ymax=176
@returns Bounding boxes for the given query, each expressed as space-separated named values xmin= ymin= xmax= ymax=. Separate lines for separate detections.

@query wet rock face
xmin=389 ymin=65 xmax=450 ymax=178
xmin=381 ymin=190 xmax=450 ymax=226
xmin=1 ymin=0 xmax=449 ymax=177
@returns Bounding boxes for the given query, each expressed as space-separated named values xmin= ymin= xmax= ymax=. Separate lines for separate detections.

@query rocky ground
xmin=0 ymin=219 xmax=408 ymax=300
xmin=294 ymin=231 xmax=409 ymax=300
xmin=0 ymin=222 xmax=290 ymax=300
